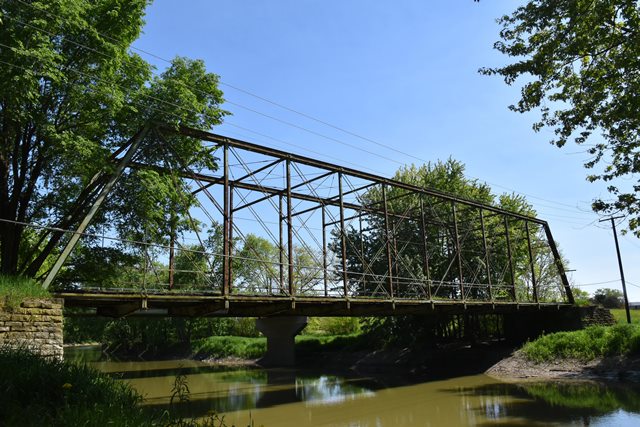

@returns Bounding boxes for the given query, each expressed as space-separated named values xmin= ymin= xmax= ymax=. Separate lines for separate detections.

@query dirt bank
xmin=487 ymin=350 xmax=640 ymax=382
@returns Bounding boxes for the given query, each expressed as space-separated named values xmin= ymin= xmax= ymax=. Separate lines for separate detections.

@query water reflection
xmin=65 ymin=346 xmax=640 ymax=426
xmin=445 ymin=380 xmax=640 ymax=427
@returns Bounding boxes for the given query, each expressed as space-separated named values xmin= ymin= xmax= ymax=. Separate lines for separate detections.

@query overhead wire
xmin=5 ymin=2 xmax=603 ymax=218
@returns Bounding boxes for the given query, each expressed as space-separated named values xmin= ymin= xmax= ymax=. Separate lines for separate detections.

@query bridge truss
xmin=45 ymin=124 xmax=573 ymax=316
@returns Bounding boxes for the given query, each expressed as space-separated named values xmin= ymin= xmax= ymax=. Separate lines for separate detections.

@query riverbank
xmin=487 ymin=350 xmax=640 ymax=381
xmin=487 ymin=323 xmax=640 ymax=382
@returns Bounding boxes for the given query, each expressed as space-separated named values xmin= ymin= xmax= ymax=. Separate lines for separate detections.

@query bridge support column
xmin=256 ymin=316 xmax=307 ymax=366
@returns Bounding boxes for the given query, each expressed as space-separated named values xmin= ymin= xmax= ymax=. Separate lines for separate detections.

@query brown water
xmin=66 ymin=345 xmax=640 ymax=426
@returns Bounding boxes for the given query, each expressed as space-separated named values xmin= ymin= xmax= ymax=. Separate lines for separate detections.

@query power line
xmin=7 ymin=1 xmax=599 ymax=217
xmin=574 ymin=279 xmax=620 ymax=287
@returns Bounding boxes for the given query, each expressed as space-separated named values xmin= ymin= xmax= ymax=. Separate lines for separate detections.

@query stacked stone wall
xmin=578 ymin=306 xmax=616 ymax=327
xmin=0 ymin=298 xmax=64 ymax=359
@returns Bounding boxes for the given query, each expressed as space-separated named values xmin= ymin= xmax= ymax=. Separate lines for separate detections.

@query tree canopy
xmin=482 ymin=0 xmax=640 ymax=234
xmin=0 ymin=0 xmax=227 ymax=277
xmin=332 ymin=158 xmax=570 ymax=304
xmin=591 ymin=287 xmax=624 ymax=308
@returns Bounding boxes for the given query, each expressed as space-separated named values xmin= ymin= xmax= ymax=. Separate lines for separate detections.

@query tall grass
xmin=0 ymin=347 xmax=258 ymax=426
xmin=0 ymin=347 xmax=153 ymax=427
xmin=0 ymin=274 xmax=50 ymax=309
xmin=522 ymin=324 xmax=640 ymax=363
xmin=609 ymin=308 xmax=640 ymax=324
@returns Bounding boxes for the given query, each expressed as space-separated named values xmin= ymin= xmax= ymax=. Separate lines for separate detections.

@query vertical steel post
xmin=600 ymin=216 xmax=630 ymax=323
xmin=419 ymin=198 xmax=432 ymax=299
xmin=222 ymin=143 xmax=230 ymax=296
xmin=286 ymin=160 xmax=294 ymax=296
xmin=169 ymin=217 xmax=175 ymax=290
xmin=322 ymin=204 xmax=328 ymax=297
xmin=543 ymin=223 xmax=574 ymax=304
xmin=479 ymin=209 xmax=492 ymax=301
xmin=451 ymin=202 xmax=464 ymax=300
xmin=504 ymin=217 xmax=516 ymax=301
xmin=228 ymin=184 xmax=234 ymax=294
xmin=338 ymin=172 xmax=348 ymax=298
xmin=279 ymin=194 xmax=284 ymax=295
xmin=525 ymin=221 xmax=538 ymax=303
xmin=382 ymin=185 xmax=395 ymax=299
xmin=359 ymin=211 xmax=366 ymax=295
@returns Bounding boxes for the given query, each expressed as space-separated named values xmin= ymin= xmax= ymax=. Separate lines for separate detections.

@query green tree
xmin=333 ymin=159 xmax=564 ymax=303
xmin=338 ymin=159 xmax=570 ymax=347
xmin=571 ymin=286 xmax=591 ymax=305
xmin=234 ymin=234 xmax=279 ymax=294
xmin=482 ymin=0 xmax=640 ymax=234
xmin=0 ymin=0 xmax=227 ymax=278
xmin=591 ymin=287 xmax=624 ymax=308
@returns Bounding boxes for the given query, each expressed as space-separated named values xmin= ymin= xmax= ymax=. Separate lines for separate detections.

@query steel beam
xmin=42 ymin=124 xmax=151 ymax=289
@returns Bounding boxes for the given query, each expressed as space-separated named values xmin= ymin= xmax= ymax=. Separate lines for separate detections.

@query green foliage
xmin=0 ymin=274 xmax=49 ymax=309
xmin=0 ymin=347 xmax=259 ymax=427
xmin=571 ymin=287 xmax=591 ymax=306
xmin=591 ymin=288 xmax=624 ymax=308
xmin=295 ymin=334 xmax=368 ymax=354
xmin=64 ymin=316 xmax=242 ymax=357
xmin=483 ymin=1 xmax=640 ymax=234
xmin=343 ymin=159 xmax=570 ymax=347
xmin=305 ymin=317 xmax=361 ymax=336
xmin=0 ymin=0 xmax=228 ymax=277
xmin=192 ymin=336 xmax=267 ymax=360
xmin=522 ymin=324 xmax=640 ymax=362
xmin=521 ymin=381 xmax=640 ymax=414
xmin=0 ymin=347 xmax=152 ymax=426
xmin=610 ymin=308 xmax=640 ymax=324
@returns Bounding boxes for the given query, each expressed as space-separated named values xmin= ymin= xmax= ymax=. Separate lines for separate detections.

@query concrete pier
xmin=256 ymin=316 xmax=308 ymax=366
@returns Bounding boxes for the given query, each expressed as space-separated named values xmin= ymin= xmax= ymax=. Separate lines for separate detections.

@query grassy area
xmin=0 ymin=347 xmax=154 ymax=426
xmin=0 ymin=347 xmax=256 ymax=426
xmin=610 ymin=308 xmax=640 ymax=324
xmin=192 ymin=336 xmax=267 ymax=359
xmin=522 ymin=324 xmax=640 ymax=363
xmin=0 ymin=274 xmax=50 ymax=310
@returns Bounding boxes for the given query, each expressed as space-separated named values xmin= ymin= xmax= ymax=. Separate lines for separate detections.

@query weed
xmin=522 ymin=324 xmax=640 ymax=363
xmin=0 ymin=274 xmax=50 ymax=310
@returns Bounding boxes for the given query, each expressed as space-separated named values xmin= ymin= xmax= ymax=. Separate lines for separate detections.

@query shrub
xmin=192 ymin=336 xmax=266 ymax=359
xmin=522 ymin=324 xmax=640 ymax=363
xmin=0 ymin=347 xmax=153 ymax=426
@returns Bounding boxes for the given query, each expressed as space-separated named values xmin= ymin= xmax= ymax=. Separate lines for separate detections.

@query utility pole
xmin=599 ymin=216 xmax=631 ymax=324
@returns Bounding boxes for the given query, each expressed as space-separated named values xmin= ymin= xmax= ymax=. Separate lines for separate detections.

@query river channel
xmin=66 ymin=345 xmax=640 ymax=426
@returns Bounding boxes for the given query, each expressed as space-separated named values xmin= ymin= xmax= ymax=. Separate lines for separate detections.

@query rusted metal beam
xmin=525 ymin=221 xmax=538 ymax=303
xmin=382 ymin=185 xmax=395 ymax=299
xmin=286 ymin=160 xmax=295 ymax=296
xmin=222 ymin=143 xmax=231 ymax=296
xmin=338 ymin=172 xmax=349 ymax=298
xmin=419 ymin=198 xmax=432 ymax=299
xmin=504 ymin=217 xmax=516 ymax=302
xmin=543 ymin=223 xmax=574 ymax=304
xmin=160 ymin=125 xmax=546 ymax=224
xmin=43 ymin=124 xmax=151 ymax=290
xmin=480 ymin=209 xmax=493 ymax=301
xmin=452 ymin=202 xmax=465 ymax=300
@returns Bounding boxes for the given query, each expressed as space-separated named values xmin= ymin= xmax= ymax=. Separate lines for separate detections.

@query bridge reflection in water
xmin=37 ymin=124 xmax=573 ymax=317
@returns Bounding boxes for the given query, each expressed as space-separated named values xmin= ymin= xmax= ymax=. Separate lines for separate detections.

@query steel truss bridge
xmin=42 ymin=124 xmax=574 ymax=317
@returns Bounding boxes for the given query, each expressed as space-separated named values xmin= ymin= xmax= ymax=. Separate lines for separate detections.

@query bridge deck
xmin=58 ymin=290 xmax=574 ymax=318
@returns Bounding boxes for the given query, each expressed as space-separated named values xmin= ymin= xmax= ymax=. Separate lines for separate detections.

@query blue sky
xmin=134 ymin=0 xmax=640 ymax=301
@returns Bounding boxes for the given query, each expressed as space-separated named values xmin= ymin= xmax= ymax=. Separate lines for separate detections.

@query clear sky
xmin=133 ymin=0 xmax=640 ymax=301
